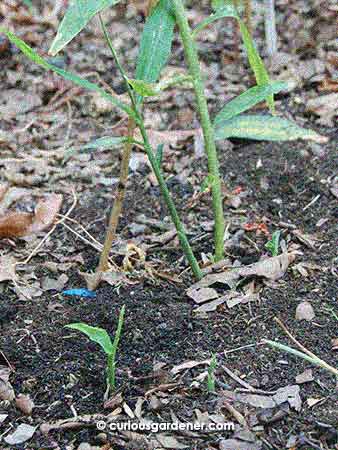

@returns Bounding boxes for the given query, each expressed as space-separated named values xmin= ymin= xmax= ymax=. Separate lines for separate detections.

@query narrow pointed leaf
xmin=214 ymin=81 xmax=287 ymax=126
xmin=81 ymin=136 xmax=128 ymax=151
xmin=192 ymin=4 xmax=238 ymax=37
xmin=63 ymin=136 xmax=128 ymax=162
xmin=49 ymin=0 xmax=121 ymax=56
xmin=65 ymin=323 xmax=114 ymax=355
xmin=238 ymin=21 xmax=271 ymax=91
xmin=214 ymin=115 xmax=327 ymax=143
xmin=210 ymin=1 xmax=274 ymax=112
xmin=135 ymin=0 xmax=175 ymax=87
xmin=0 ymin=29 xmax=135 ymax=119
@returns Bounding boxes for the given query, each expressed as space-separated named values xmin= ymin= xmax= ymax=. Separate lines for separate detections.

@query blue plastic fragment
xmin=62 ymin=288 xmax=96 ymax=298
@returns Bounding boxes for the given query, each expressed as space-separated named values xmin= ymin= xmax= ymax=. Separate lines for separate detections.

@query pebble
xmin=96 ymin=433 xmax=108 ymax=444
xmin=0 ymin=36 xmax=10 ymax=54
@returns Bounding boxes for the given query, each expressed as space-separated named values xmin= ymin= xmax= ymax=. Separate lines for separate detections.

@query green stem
xmin=172 ymin=0 xmax=225 ymax=261
xmin=107 ymin=353 xmax=114 ymax=390
xmin=263 ymin=339 xmax=338 ymax=378
xmin=99 ymin=16 xmax=202 ymax=279
xmin=137 ymin=120 xmax=203 ymax=280
xmin=107 ymin=305 xmax=126 ymax=391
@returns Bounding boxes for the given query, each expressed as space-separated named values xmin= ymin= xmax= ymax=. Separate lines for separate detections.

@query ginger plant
xmin=65 ymin=305 xmax=125 ymax=394
xmin=1 ymin=1 xmax=325 ymax=280
xmin=96 ymin=0 xmax=154 ymax=277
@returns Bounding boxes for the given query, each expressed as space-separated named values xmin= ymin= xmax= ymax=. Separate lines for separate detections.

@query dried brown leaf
xmin=0 ymin=256 xmax=17 ymax=282
xmin=156 ymin=434 xmax=189 ymax=449
xmin=171 ymin=359 xmax=211 ymax=375
xmin=0 ymin=212 xmax=34 ymax=238
xmin=4 ymin=424 xmax=37 ymax=445
xmin=15 ymin=394 xmax=34 ymax=415
xmin=220 ymin=439 xmax=262 ymax=450
xmin=273 ymin=385 xmax=302 ymax=411
xmin=296 ymin=369 xmax=314 ymax=384
xmin=28 ymin=194 xmax=63 ymax=234
xmin=0 ymin=366 xmax=15 ymax=401
xmin=186 ymin=286 xmax=218 ymax=304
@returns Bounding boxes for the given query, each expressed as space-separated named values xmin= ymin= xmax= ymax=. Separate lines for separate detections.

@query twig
xmin=57 ymin=214 xmax=104 ymax=249
xmin=224 ymin=342 xmax=262 ymax=354
xmin=222 ymin=400 xmax=248 ymax=427
xmin=0 ymin=350 xmax=14 ymax=372
xmin=222 ymin=365 xmax=254 ymax=391
xmin=303 ymin=194 xmax=320 ymax=211
xmin=61 ymin=222 xmax=102 ymax=253
xmin=97 ymin=9 xmax=202 ymax=280
xmin=17 ymin=189 xmax=77 ymax=266
xmin=97 ymin=117 xmax=136 ymax=274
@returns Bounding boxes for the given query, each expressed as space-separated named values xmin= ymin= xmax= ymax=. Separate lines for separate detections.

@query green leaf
xmin=135 ymin=0 xmax=175 ymax=87
xmin=127 ymin=78 xmax=160 ymax=97
xmin=238 ymin=21 xmax=271 ymax=100
xmin=81 ymin=136 xmax=128 ymax=150
xmin=22 ymin=0 xmax=34 ymax=13
xmin=192 ymin=4 xmax=238 ymax=37
xmin=265 ymin=230 xmax=281 ymax=257
xmin=211 ymin=0 xmax=226 ymax=9
xmin=65 ymin=323 xmax=113 ymax=355
xmin=200 ymin=175 xmax=212 ymax=192
xmin=210 ymin=0 xmax=274 ymax=112
xmin=158 ymin=74 xmax=193 ymax=90
xmin=214 ymin=115 xmax=327 ymax=142
xmin=111 ymin=305 xmax=125 ymax=357
xmin=0 ymin=29 xmax=135 ymax=119
xmin=214 ymin=81 xmax=287 ymax=126
xmin=63 ymin=136 xmax=128 ymax=162
xmin=49 ymin=0 xmax=121 ymax=56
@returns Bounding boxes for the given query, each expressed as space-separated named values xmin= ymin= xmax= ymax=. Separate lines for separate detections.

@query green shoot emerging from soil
xmin=265 ymin=230 xmax=281 ymax=256
xmin=207 ymin=354 xmax=217 ymax=393
xmin=65 ymin=305 xmax=125 ymax=393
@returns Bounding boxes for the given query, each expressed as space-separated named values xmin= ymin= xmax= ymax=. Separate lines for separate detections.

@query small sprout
xmin=207 ymin=354 xmax=217 ymax=393
xmin=65 ymin=305 xmax=125 ymax=393
xmin=265 ymin=230 xmax=281 ymax=256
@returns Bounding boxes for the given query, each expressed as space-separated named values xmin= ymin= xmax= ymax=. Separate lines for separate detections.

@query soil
xmin=0 ymin=1 xmax=337 ymax=449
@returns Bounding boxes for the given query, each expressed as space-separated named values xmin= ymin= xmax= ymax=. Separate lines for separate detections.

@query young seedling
xmin=207 ymin=354 xmax=217 ymax=393
xmin=265 ymin=230 xmax=281 ymax=256
xmin=65 ymin=305 xmax=125 ymax=394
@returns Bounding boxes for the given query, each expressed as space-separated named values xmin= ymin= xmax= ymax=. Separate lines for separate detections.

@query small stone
xmin=96 ymin=433 xmax=108 ymax=444
xmin=295 ymin=301 xmax=315 ymax=321
xmin=77 ymin=444 xmax=92 ymax=450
